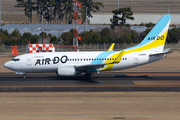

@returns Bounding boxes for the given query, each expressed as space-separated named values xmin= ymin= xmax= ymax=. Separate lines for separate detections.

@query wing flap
xmin=76 ymin=63 xmax=106 ymax=71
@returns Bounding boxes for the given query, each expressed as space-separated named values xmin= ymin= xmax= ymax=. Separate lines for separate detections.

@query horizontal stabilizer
xmin=149 ymin=48 xmax=173 ymax=56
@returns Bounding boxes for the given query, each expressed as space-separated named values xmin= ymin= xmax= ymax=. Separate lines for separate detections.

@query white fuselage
xmin=4 ymin=50 xmax=165 ymax=73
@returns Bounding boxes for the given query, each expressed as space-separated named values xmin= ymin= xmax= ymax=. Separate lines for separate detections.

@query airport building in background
xmin=1 ymin=13 xmax=180 ymax=39
xmin=90 ymin=14 xmax=180 ymax=25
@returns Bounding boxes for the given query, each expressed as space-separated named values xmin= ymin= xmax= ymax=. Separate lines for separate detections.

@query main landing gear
xmin=85 ymin=72 xmax=91 ymax=79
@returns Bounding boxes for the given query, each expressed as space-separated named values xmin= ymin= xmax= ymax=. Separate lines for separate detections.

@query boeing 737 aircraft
xmin=4 ymin=15 xmax=172 ymax=78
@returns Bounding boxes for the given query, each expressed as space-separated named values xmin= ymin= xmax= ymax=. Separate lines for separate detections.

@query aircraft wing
xmin=75 ymin=50 xmax=125 ymax=71
xmin=76 ymin=63 xmax=107 ymax=71
xmin=149 ymin=48 xmax=173 ymax=56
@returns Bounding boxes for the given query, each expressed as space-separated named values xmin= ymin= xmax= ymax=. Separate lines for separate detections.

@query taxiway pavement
xmin=0 ymin=72 xmax=180 ymax=92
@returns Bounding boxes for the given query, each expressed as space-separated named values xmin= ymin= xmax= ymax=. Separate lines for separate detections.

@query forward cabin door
xmin=27 ymin=55 xmax=32 ymax=66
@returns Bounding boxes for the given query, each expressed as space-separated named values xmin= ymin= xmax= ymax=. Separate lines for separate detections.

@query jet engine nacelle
xmin=57 ymin=66 xmax=77 ymax=76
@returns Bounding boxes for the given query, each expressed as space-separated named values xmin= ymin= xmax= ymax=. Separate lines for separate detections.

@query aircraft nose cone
xmin=4 ymin=62 xmax=11 ymax=69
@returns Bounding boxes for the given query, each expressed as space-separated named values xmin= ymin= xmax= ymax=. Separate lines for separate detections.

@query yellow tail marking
xmin=125 ymin=30 xmax=168 ymax=54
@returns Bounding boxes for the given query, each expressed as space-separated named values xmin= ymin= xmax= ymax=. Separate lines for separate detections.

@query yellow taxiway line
xmin=134 ymin=81 xmax=180 ymax=85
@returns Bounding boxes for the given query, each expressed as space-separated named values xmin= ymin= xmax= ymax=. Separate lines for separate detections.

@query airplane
xmin=4 ymin=15 xmax=172 ymax=79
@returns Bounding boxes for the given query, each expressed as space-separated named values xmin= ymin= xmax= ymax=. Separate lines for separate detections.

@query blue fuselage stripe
xmin=90 ymin=51 xmax=117 ymax=64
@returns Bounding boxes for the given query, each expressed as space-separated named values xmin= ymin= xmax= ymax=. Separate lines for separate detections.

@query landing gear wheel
xmin=85 ymin=72 xmax=91 ymax=79
xmin=23 ymin=74 xmax=27 ymax=79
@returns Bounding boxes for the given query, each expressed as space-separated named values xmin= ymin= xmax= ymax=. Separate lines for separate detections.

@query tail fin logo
xmin=147 ymin=36 xmax=164 ymax=41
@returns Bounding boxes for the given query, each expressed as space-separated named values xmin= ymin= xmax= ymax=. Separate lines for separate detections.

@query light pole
xmin=118 ymin=0 xmax=119 ymax=9
xmin=86 ymin=7 xmax=87 ymax=31
xmin=0 ymin=1 xmax=1 ymax=26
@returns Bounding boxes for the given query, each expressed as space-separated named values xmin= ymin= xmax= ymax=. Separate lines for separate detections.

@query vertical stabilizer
xmin=125 ymin=15 xmax=171 ymax=53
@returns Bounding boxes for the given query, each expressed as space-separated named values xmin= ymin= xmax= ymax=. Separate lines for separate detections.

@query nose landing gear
xmin=23 ymin=74 xmax=27 ymax=79
xmin=15 ymin=72 xmax=26 ymax=78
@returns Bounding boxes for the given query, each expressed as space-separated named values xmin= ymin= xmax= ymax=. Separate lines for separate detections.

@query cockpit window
xmin=11 ymin=58 xmax=20 ymax=62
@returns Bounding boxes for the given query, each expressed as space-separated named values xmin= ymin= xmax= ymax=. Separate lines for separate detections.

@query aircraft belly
xmin=111 ymin=59 xmax=135 ymax=71
xmin=110 ymin=53 xmax=139 ymax=71
xmin=33 ymin=65 xmax=57 ymax=72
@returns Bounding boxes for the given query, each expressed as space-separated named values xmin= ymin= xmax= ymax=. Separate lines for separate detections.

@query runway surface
xmin=0 ymin=72 xmax=180 ymax=92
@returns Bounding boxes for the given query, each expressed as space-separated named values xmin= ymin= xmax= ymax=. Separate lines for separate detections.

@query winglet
xmin=113 ymin=50 xmax=125 ymax=63
xmin=101 ymin=50 xmax=125 ymax=71
xmin=108 ymin=43 xmax=115 ymax=51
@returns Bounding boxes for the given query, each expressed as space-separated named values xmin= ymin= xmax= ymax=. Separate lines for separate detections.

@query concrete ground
xmin=0 ymin=92 xmax=180 ymax=120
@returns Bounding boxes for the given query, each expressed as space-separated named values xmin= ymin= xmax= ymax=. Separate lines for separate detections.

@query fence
xmin=78 ymin=43 xmax=180 ymax=51
xmin=0 ymin=43 xmax=180 ymax=53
